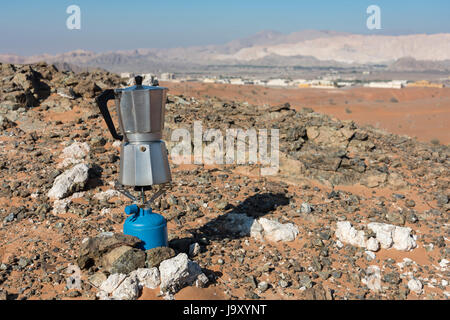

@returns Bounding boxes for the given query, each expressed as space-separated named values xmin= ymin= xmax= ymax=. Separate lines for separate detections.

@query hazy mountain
xmin=215 ymin=29 xmax=349 ymax=54
xmin=216 ymin=33 xmax=450 ymax=64
xmin=388 ymin=57 xmax=450 ymax=72
xmin=1 ymin=30 xmax=449 ymax=73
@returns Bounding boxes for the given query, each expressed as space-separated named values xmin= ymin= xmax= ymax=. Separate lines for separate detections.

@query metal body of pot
xmin=96 ymin=76 xmax=171 ymax=187
xmin=115 ymin=82 xmax=166 ymax=142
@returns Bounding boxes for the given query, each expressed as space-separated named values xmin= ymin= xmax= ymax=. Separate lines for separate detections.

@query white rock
xmin=130 ymin=268 xmax=160 ymax=289
xmin=98 ymin=231 xmax=115 ymax=238
xmin=335 ymin=221 xmax=367 ymax=248
xmin=300 ymin=202 xmax=312 ymax=214
xmin=47 ymin=163 xmax=89 ymax=200
xmin=52 ymin=198 xmax=71 ymax=214
xmin=58 ymin=142 xmax=90 ymax=168
xmin=96 ymin=290 xmax=112 ymax=300
xmin=367 ymin=223 xmax=395 ymax=249
xmin=365 ymin=251 xmax=376 ymax=261
xmin=363 ymin=265 xmax=381 ymax=292
xmin=439 ymin=259 xmax=448 ymax=271
xmin=258 ymin=218 xmax=299 ymax=242
xmin=249 ymin=220 xmax=264 ymax=239
xmin=225 ymin=214 xmax=299 ymax=242
xmin=94 ymin=189 xmax=121 ymax=201
xmin=392 ymin=226 xmax=417 ymax=251
xmin=70 ymin=192 xmax=85 ymax=199
xmin=403 ymin=258 xmax=414 ymax=266
xmin=159 ymin=253 xmax=203 ymax=293
xmin=368 ymin=222 xmax=416 ymax=251
xmin=99 ymin=273 xmax=127 ymax=294
xmin=224 ymin=213 xmax=263 ymax=239
xmin=188 ymin=242 xmax=201 ymax=257
xmin=366 ymin=237 xmax=380 ymax=252
xmin=111 ymin=274 xmax=140 ymax=300
xmin=112 ymin=141 xmax=122 ymax=148
xmin=195 ymin=273 xmax=209 ymax=288
xmin=335 ymin=240 xmax=344 ymax=249
xmin=162 ymin=292 xmax=175 ymax=300
xmin=100 ymin=208 xmax=111 ymax=215
xmin=408 ymin=279 xmax=423 ymax=294
xmin=61 ymin=142 xmax=90 ymax=158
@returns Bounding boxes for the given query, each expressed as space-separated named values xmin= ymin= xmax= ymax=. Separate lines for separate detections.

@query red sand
xmin=161 ymin=82 xmax=450 ymax=145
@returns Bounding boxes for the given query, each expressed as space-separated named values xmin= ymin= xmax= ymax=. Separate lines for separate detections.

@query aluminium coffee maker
xmin=96 ymin=75 xmax=171 ymax=250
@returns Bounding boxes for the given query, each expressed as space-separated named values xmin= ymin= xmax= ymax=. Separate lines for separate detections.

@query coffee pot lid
xmin=115 ymin=75 xmax=167 ymax=93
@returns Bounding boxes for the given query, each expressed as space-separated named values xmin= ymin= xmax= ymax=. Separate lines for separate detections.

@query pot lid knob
xmin=134 ymin=75 xmax=143 ymax=86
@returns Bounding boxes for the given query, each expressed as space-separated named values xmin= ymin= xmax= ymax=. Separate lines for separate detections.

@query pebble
xmin=65 ymin=290 xmax=81 ymax=297
xmin=408 ymin=279 xmax=423 ymax=294
xmin=279 ymin=280 xmax=289 ymax=288
xmin=365 ymin=251 xmax=376 ymax=261
xmin=300 ymin=202 xmax=312 ymax=214
xmin=298 ymin=274 xmax=312 ymax=289
xmin=188 ymin=242 xmax=201 ymax=258
xmin=331 ymin=271 xmax=342 ymax=279
xmin=258 ymin=281 xmax=269 ymax=292
xmin=3 ymin=212 xmax=15 ymax=223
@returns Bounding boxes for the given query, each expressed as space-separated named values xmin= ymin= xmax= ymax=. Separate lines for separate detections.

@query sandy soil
xmin=161 ymin=82 xmax=450 ymax=145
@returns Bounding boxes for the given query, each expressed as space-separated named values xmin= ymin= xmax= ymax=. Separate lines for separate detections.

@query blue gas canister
xmin=123 ymin=204 xmax=168 ymax=250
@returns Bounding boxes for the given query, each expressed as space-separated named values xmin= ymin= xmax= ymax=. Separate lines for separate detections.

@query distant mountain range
xmin=1 ymin=30 xmax=450 ymax=73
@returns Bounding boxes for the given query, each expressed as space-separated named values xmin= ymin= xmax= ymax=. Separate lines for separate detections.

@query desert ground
xmin=162 ymin=81 xmax=450 ymax=145
xmin=0 ymin=63 xmax=448 ymax=300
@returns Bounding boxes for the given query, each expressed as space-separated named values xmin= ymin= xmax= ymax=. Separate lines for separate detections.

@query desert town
xmin=121 ymin=72 xmax=448 ymax=89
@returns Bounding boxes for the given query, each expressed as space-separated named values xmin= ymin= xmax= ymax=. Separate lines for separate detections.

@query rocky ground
xmin=0 ymin=62 xmax=448 ymax=300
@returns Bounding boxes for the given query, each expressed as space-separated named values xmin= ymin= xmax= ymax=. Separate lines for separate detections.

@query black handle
xmin=95 ymin=89 xmax=123 ymax=141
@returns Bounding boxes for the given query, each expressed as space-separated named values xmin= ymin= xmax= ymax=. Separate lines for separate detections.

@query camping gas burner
xmin=114 ymin=181 xmax=170 ymax=207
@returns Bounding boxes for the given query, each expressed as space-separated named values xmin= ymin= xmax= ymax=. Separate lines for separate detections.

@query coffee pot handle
xmin=95 ymin=89 xmax=123 ymax=141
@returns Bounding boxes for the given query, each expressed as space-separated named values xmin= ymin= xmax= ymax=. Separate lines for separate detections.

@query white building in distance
xmin=266 ymin=79 xmax=290 ymax=87
xmin=364 ymin=80 xmax=408 ymax=89
xmin=120 ymin=72 xmax=134 ymax=78
xmin=230 ymin=78 xmax=245 ymax=85
xmin=160 ymin=73 xmax=175 ymax=81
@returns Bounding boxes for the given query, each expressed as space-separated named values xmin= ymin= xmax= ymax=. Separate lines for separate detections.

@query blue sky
xmin=0 ymin=0 xmax=449 ymax=55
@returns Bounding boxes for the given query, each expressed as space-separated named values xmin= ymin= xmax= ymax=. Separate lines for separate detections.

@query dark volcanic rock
xmin=102 ymin=246 xmax=146 ymax=274
xmin=77 ymin=233 xmax=142 ymax=269
xmin=145 ymin=246 xmax=176 ymax=268
xmin=303 ymin=284 xmax=329 ymax=300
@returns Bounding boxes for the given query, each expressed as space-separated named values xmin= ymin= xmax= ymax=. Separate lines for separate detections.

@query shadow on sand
xmin=168 ymin=192 xmax=290 ymax=286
